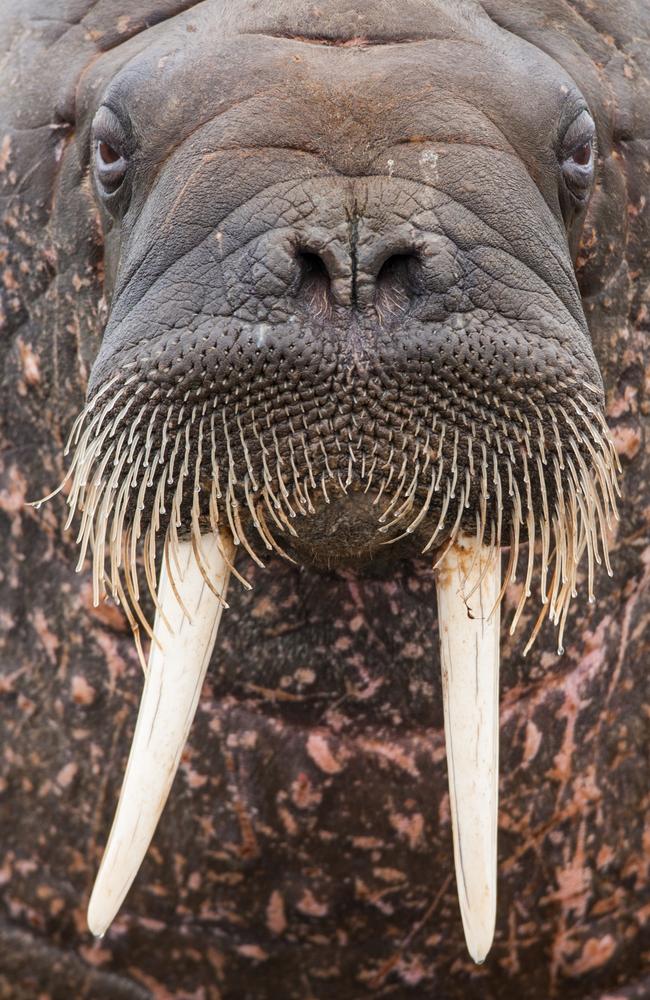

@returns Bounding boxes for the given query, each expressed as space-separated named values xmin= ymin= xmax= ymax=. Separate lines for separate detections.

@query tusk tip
xmin=87 ymin=904 xmax=111 ymax=939
xmin=461 ymin=902 xmax=496 ymax=964
xmin=466 ymin=930 xmax=494 ymax=965
xmin=87 ymin=880 xmax=123 ymax=938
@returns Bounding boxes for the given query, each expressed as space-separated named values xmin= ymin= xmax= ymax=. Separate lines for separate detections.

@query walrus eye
xmin=92 ymin=105 xmax=130 ymax=198
xmin=98 ymin=141 xmax=121 ymax=166
xmin=95 ymin=140 xmax=128 ymax=193
xmin=570 ymin=141 xmax=593 ymax=167
xmin=561 ymin=138 xmax=594 ymax=202
xmin=559 ymin=109 xmax=596 ymax=205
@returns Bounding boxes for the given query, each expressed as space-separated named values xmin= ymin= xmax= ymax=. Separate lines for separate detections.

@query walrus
xmin=1 ymin=1 xmax=648 ymax=997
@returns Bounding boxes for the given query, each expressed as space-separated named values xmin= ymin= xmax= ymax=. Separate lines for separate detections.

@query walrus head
xmin=50 ymin=0 xmax=620 ymax=961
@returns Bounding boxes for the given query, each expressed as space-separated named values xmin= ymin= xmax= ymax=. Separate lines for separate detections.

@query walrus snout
xmin=203 ymin=184 xmax=435 ymax=315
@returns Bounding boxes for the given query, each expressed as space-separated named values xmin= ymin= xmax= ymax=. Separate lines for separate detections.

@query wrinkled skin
xmin=1 ymin=2 xmax=649 ymax=998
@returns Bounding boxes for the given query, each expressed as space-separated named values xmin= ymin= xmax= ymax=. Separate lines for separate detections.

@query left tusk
xmin=434 ymin=535 xmax=501 ymax=963
xmin=87 ymin=530 xmax=234 ymax=937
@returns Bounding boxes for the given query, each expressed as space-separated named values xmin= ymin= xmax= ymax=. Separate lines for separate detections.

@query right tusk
xmin=87 ymin=530 xmax=234 ymax=937
xmin=434 ymin=535 xmax=501 ymax=964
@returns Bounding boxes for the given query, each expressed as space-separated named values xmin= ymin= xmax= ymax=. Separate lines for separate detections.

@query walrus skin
xmin=0 ymin=1 xmax=649 ymax=997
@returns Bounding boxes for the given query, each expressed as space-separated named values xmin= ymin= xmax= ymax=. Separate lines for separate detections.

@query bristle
xmin=45 ymin=365 xmax=620 ymax=658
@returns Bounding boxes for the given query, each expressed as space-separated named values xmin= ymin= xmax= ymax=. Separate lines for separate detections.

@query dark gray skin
xmin=1 ymin=2 xmax=649 ymax=998
xmin=83 ymin=1 xmax=603 ymax=572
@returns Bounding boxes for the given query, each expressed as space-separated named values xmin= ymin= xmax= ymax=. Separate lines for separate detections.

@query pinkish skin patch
xmin=71 ymin=674 xmax=96 ymax=706
xmin=389 ymin=810 xmax=426 ymax=850
xmin=266 ymin=889 xmax=287 ymax=935
xmin=306 ymin=732 xmax=345 ymax=774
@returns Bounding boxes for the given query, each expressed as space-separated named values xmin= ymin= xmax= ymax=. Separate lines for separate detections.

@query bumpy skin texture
xmin=0 ymin=2 xmax=649 ymax=998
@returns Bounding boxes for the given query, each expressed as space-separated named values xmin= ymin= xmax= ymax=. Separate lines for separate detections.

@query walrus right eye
xmin=92 ymin=106 xmax=130 ymax=198
xmin=95 ymin=139 xmax=128 ymax=194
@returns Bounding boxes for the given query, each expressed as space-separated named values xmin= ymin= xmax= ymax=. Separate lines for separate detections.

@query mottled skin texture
xmin=1 ymin=2 xmax=649 ymax=999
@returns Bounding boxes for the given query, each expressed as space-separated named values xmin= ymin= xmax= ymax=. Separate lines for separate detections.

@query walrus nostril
xmin=375 ymin=251 xmax=421 ymax=311
xmin=296 ymin=249 xmax=332 ymax=315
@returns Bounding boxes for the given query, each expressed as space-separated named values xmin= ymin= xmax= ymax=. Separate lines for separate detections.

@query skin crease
xmin=0 ymin=2 xmax=649 ymax=999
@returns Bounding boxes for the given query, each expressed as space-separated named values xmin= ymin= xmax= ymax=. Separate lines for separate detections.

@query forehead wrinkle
xmin=97 ymin=35 xmax=572 ymax=190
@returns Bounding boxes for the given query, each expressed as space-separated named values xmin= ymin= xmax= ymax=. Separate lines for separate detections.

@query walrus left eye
xmin=570 ymin=141 xmax=593 ymax=167
xmin=559 ymin=109 xmax=596 ymax=205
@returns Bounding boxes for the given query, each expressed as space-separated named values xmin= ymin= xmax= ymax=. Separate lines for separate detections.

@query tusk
xmin=87 ymin=531 xmax=234 ymax=937
xmin=435 ymin=535 xmax=501 ymax=963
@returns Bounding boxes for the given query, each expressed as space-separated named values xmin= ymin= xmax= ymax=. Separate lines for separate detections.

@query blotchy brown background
xmin=0 ymin=1 xmax=649 ymax=997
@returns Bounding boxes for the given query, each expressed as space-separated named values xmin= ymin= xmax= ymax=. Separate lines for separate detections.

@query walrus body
xmin=1 ymin=1 xmax=649 ymax=997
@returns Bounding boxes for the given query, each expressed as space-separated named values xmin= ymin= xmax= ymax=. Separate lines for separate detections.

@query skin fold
xmin=0 ymin=1 xmax=649 ymax=997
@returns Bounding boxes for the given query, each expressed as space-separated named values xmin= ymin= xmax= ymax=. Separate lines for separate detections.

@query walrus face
xmin=59 ymin=0 xmax=620 ymax=962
